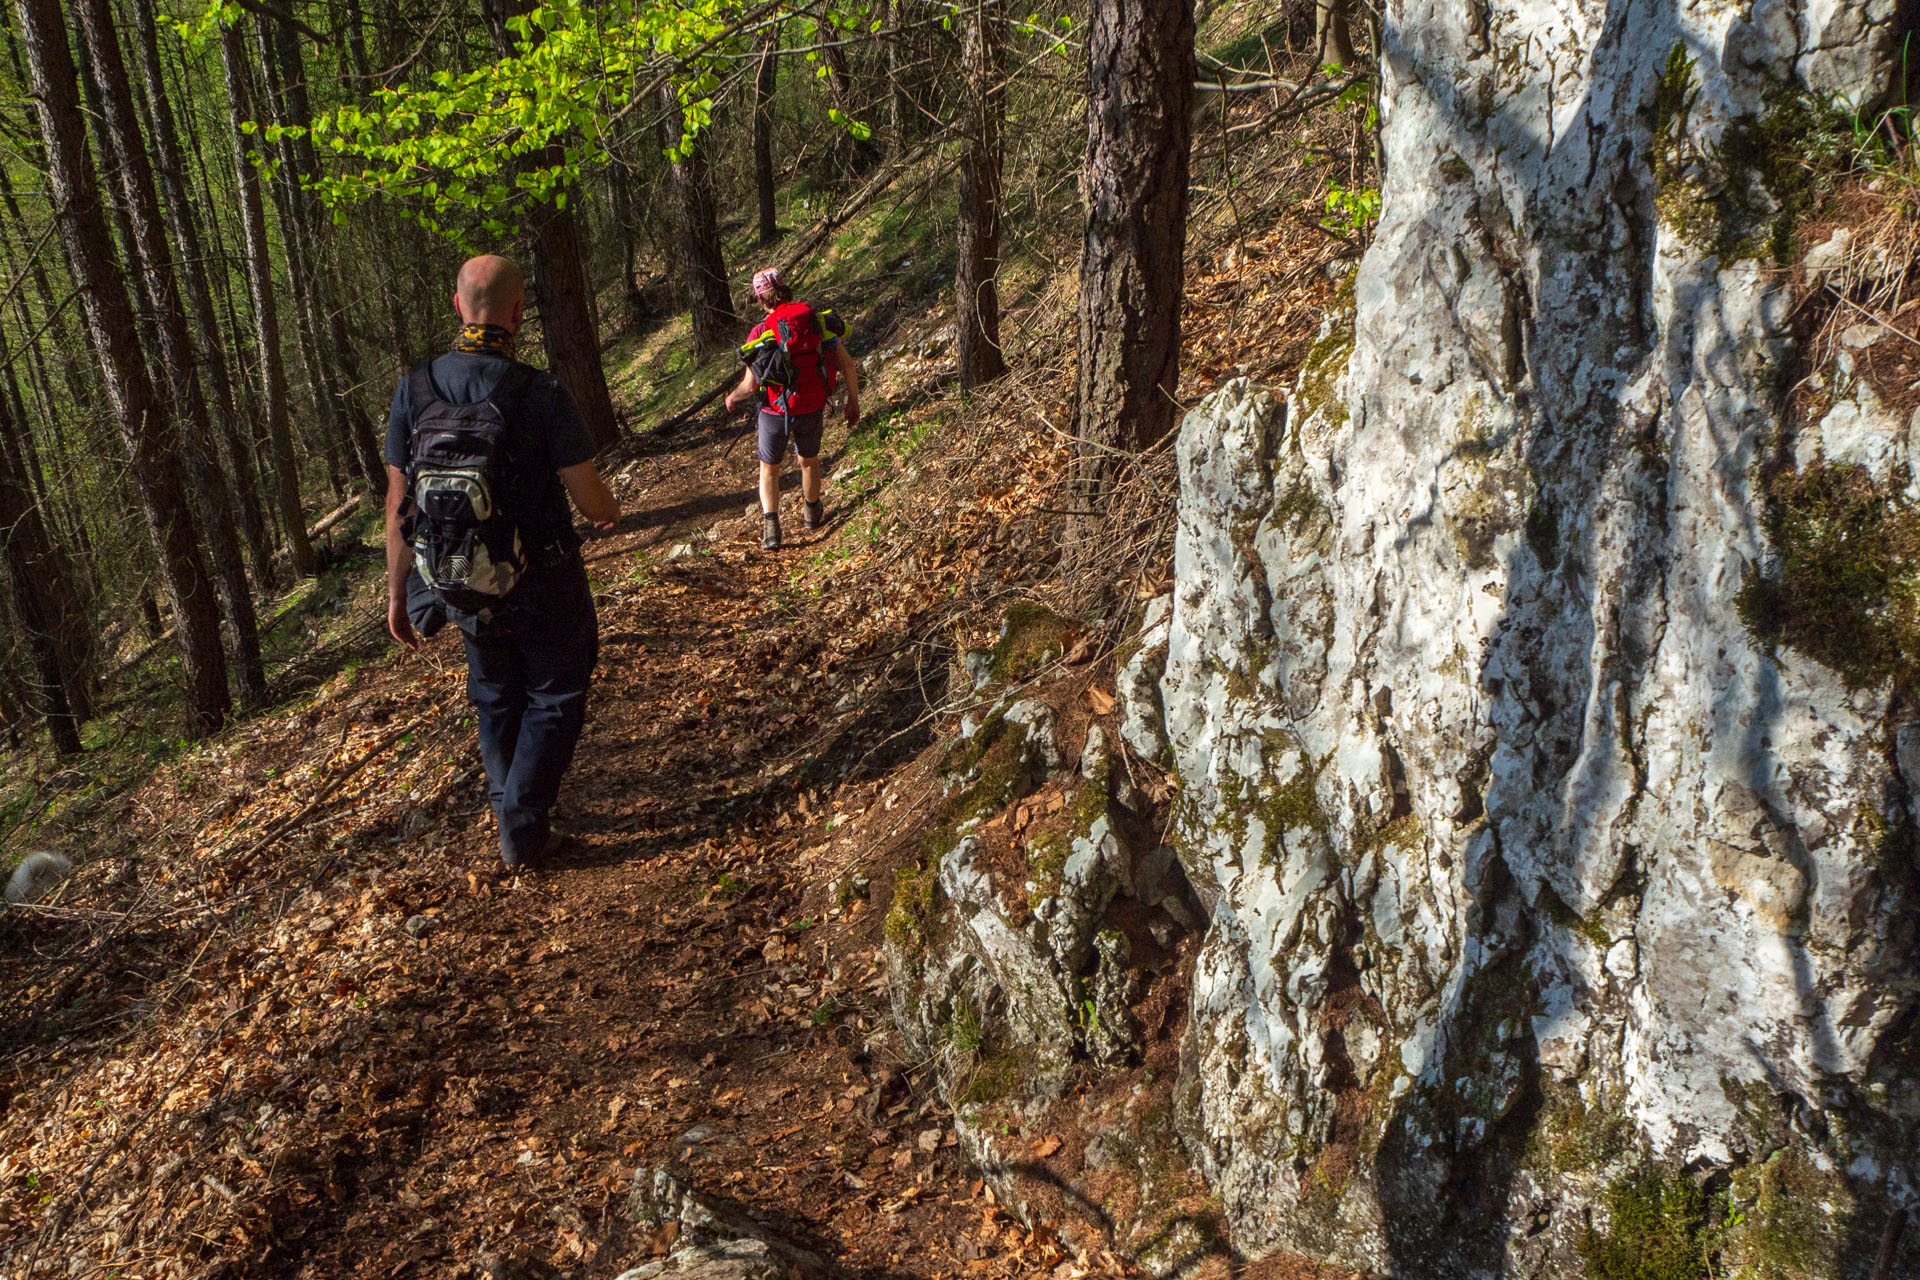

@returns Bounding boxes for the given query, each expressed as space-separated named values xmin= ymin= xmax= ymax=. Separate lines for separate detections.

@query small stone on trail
xmin=669 ymin=543 xmax=696 ymax=560
xmin=309 ymin=917 xmax=337 ymax=935
xmin=679 ymin=1123 xmax=719 ymax=1146
xmin=916 ymin=1128 xmax=941 ymax=1153
xmin=404 ymin=914 xmax=438 ymax=938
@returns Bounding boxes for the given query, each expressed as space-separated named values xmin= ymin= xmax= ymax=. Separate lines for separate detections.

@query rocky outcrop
xmin=615 ymin=1167 xmax=826 ymax=1280
xmin=1136 ymin=0 xmax=1920 ymax=1275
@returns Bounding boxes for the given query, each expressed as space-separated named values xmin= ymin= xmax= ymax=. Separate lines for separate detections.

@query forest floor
xmin=0 ymin=106 xmax=1362 ymax=1277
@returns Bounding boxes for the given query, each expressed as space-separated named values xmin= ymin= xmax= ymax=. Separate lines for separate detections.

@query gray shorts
xmin=757 ymin=409 xmax=825 ymax=464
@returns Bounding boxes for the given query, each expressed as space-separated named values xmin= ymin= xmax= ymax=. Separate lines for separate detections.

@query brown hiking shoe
xmin=804 ymin=499 xmax=825 ymax=530
xmin=762 ymin=512 xmax=782 ymax=550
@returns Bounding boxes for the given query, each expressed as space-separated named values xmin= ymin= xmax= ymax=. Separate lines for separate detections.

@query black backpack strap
xmin=486 ymin=362 xmax=539 ymax=414
xmin=406 ymin=360 xmax=439 ymax=420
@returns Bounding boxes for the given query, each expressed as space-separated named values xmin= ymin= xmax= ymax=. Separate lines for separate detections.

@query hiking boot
xmin=501 ymin=826 xmax=564 ymax=872
xmin=804 ymin=499 xmax=825 ymax=531
xmin=762 ymin=512 xmax=782 ymax=550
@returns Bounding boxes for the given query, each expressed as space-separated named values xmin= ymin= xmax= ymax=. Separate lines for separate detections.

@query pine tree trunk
xmin=132 ymin=0 xmax=277 ymax=594
xmin=607 ymin=156 xmax=648 ymax=330
xmin=254 ymin=15 xmax=360 ymax=498
xmin=221 ymin=22 xmax=315 ymax=578
xmin=1314 ymin=0 xmax=1355 ymax=68
xmin=0 ymin=333 xmax=91 ymax=726
xmin=660 ymin=83 xmax=739 ymax=358
xmin=754 ymin=29 xmax=780 ymax=247
xmin=480 ymin=0 xmax=622 ymax=454
xmin=957 ymin=0 xmax=1007 ymax=389
xmin=15 ymin=0 xmax=230 ymax=735
xmin=1075 ymin=0 xmax=1195 ymax=493
xmin=525 ymin=189 xmax=621 ymax=452
xmin=822 ymin=39 xmax=882 ymax=174
xmin=0 ymin=408 xmax=82 ymax=755
xmin=73 ymin=0 xmax=268 ymax=710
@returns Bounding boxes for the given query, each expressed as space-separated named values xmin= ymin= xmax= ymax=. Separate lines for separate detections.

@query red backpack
xmin=740 ymin=301 xmax=846 ymax=416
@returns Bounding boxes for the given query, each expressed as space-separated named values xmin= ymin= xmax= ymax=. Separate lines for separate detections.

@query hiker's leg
xmin=461 ymin=625 xmax=528 ymax=840
xmin=798 ymin=455 xmax=822 ymax=503
xmin=499 ymin=562 xmax=598 ymax=859
xmin=757 ymin=411 xmax=790 ymax=514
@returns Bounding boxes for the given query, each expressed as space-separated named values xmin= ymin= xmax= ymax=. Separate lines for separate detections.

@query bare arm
xmin=723 ymin=366 xmax=758 ymax=412
xmin=384 ymin=464 xmax=416 ymax=650
xmin=833 ymin=346 xmax=861 ymax=425
xmin=559 ymin=460 xmax=620 ymax=530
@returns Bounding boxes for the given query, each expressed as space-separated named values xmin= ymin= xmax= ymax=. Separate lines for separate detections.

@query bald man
xmin=384 ymin=254 xmax=621 ymax=871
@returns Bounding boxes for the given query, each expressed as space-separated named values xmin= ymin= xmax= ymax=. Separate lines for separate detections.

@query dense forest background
xmin=0 ymin=0 xmax=1368 ymax=764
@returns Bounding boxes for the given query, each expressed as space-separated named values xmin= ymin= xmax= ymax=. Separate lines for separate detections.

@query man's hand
xmin=844 ymin=396 xmax=860 ymax=428
xmin=388 ymin=596 xmax=418 ymax=651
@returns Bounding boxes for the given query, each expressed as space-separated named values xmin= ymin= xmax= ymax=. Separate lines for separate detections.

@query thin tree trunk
xmin=660 ymin=82 xmax=739 ymax=358
xmin=607 ymin=155 xmax=648 ymax=330
xmin=254 ymin=14 xmax=357 ymax=497
xmin=957 ymin=0 xmax=1006 ymax=389
xmin=754 ymin=28 xmax=780 ymax=247
xmin=132 ymin=0 xmax=276 ymax=594
xmin=0 ymin=331 xmax=91 ymax=725
xmin=15 ymin=0 xmax=229 ymax=734
xmin=479 ymin=0 xmax=622 ymax=453
xmin=1075 ymin=0 xmax=1195 ymax=495
xmin=221 ymin=22 xmax=315 ymax=578
xmin=0 ymin=407 xmax=82 ymax=754
xmin=1314 ymin=0 xmax=1355 ymax=68
xmin=73 ymin=0 xmax=268 ymax=709
xmin=822 ymin=38 xmax=882 ymax=174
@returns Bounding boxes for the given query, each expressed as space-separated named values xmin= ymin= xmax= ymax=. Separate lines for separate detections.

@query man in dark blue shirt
xmin=384 ymin=254 xmax=620 ymax=870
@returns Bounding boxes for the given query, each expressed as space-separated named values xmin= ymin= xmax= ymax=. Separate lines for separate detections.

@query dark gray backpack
xmin=404 ymin=362 xmax=535 ymax=613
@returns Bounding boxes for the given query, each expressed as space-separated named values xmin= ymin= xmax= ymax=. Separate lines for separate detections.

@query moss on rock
xmin=1736 ymin=461 xmax=1920 ymax=693
xmin=1578 ymin=1166 xmax=1715 ymax=1280
xmin=990 ymin=603 xmax=1073 ymax=682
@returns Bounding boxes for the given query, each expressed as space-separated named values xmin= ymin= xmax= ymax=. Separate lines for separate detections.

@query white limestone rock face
xmin=1159 ymin=3 xmax=1919 ymax=1275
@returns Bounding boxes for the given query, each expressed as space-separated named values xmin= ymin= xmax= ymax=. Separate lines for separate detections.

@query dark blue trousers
xmin=458 ymin=557 xmax=598 ymax=862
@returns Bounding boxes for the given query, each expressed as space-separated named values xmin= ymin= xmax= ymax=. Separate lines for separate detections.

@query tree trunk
xmin=607 ymin=155 xmax=648 ymax=331
xmin=1075 ymin=0 xmax=1195 ymax=493
xmin=221 ymin=22 xmax=315 ymax=578
xmin=132 ymin=0 xmax=277 ymax=595
xmin=1314 ymin=0 xmax=1355 ymax=68
xmin=74 ymin=0 xmax=268 ymax=710
xmin=15 ymin=0 xmax=230 ymax=735
xmin=822 ymin=38 xmax=882 ymax=174
xmin=480 ymin=0 xmax=622 ymax=454
xmin=526 ymin=191 xmax=621 ymax=452
xmin=0 ymin=407 xmax=82 ymax=755
xmin=660 ymin=83 xmax=740 ymax=358
xmin=252 ymin=18 xmax=357 ymax=499
xmin=957 ymin=0 xmax=1007 ymax=389
xmin=0 ymin=329 xmax=91 ymax=727
xmin=754 ymin=28 xmax=780 ymax=247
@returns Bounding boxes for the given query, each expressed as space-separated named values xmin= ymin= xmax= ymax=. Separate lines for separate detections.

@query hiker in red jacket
xmin=724 ymin=267 xmax=861 ymax=549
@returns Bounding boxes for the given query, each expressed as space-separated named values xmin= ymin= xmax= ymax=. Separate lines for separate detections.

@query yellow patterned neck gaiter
xmin=452 ymin=323 xmax=516 ymax=359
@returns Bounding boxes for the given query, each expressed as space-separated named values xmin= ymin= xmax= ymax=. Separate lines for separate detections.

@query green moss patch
xmin=1737 ymin=462 xmax=1920 ymax=691
xmin=989 ymin=603 xmax=1073 ymax=682
xmin=1648 ymin=43 xmax=1852 ymax=263
xmin=886 ymin=863 xmax=941 ymax=952
xmin=1578 ymin=1166 xmax=1714 ymax=1280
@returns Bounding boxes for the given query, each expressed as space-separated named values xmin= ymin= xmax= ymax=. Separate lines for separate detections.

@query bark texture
xmin=754 ymin=29 xmax=780 ymax=248
xmin=16 ymin=0 xmax=229 ymax=735
xmin=75 ymin=0 xmax=267 ymax=709
xmin=221 ymin=21 xmax=315 ymax=578
xmin=659 ymin=83 xmax=739 ymax=358
xmin=481 ymin=0 xmax=622 ymax=454
xmin=956 ymin=0 xmax=1006 ymax=389
xmin=1074 ymin=0 xmax=1194 ymax=485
